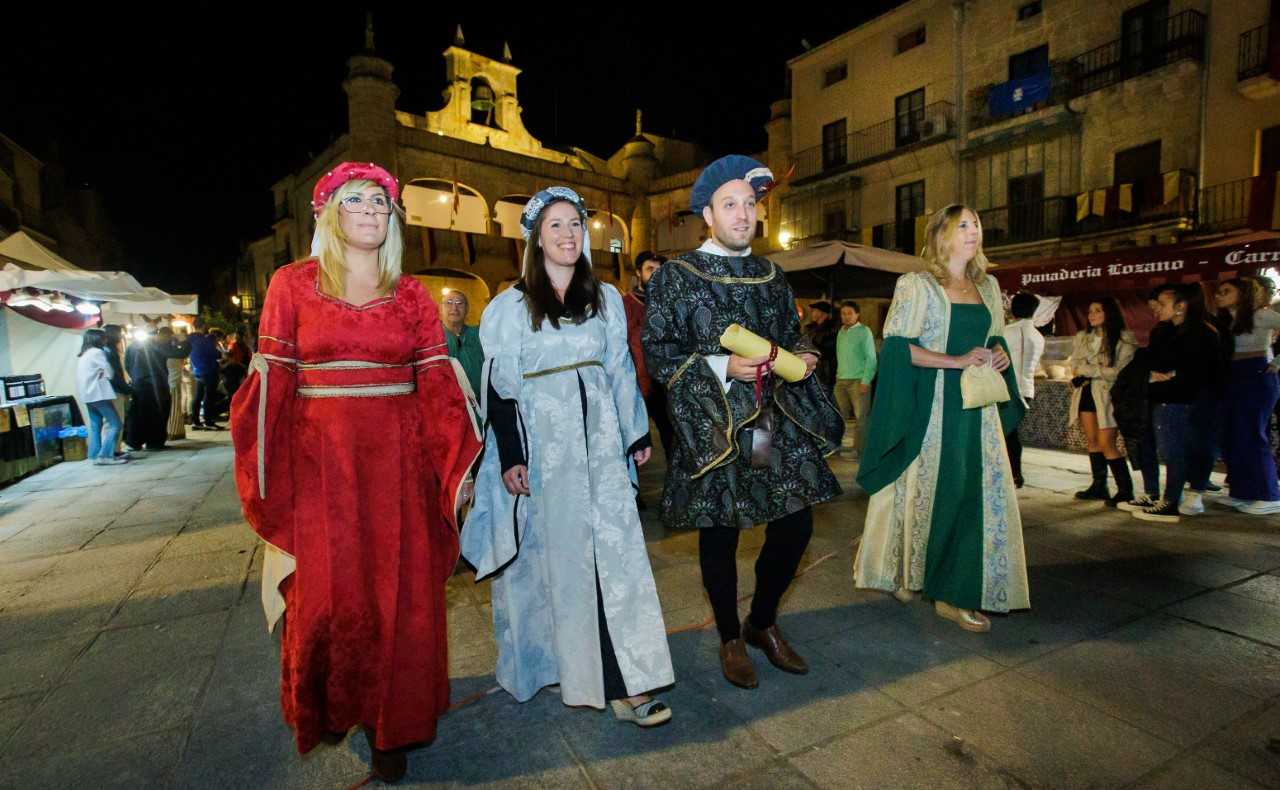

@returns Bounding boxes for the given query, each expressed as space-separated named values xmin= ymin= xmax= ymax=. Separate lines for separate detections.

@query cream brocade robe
xmin=853 ymin=272 xmax=1031 ymax=612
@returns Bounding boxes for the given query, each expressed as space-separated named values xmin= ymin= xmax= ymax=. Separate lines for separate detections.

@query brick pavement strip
xmin=0 ymin=436 xmax=1277 ymax=789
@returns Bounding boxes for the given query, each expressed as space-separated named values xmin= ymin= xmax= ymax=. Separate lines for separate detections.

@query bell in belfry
xmin=471 ymin=82 xmax=496 ymax=127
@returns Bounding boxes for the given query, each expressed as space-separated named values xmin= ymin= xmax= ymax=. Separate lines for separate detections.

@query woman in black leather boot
xmin=1068 ymin=298 xmax=1137 ymax=506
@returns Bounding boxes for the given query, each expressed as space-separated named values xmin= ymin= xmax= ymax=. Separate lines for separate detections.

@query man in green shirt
xmin=441 ymin=290 xmax=484 ymax=399
xmin=834 ymin=300 xmax=877 ymax=455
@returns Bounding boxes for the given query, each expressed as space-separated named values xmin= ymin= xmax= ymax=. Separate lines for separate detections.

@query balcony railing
xmin=1198 ymin=173 xmax=1280 ymax=232
xmin=969 ymin=66 xmax=1078 ymax=130
xmin=1069 ymin=10 xmax=1205 ymax=97
xmin=979 ymin=170 xmax=1198 ymax=247
xmin=979 ymin=197 xmax=1077 ymax=247
xmin=793 ymin=102 xmax=955 ymax=182
xmin=1239 ymin=24 xmax=1270 ymax=81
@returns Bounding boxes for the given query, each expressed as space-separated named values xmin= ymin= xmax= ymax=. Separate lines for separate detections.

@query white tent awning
xmin=0 ymin=231 xmax=198 ymax=314
xmin=102 ymin=292 xmax=199 ymax=317
xmin=0 ymin=230 xmax=80 ymax=271
xmin=770 ymin=240 xmax=923 ymax=274
xmin=0 ymin=263 xmax=149 ymax=300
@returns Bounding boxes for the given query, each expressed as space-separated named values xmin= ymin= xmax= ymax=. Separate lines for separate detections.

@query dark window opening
xmin=895 ymin=88 xmax=926 ymax=148
xmin=895 ymin=180 xmax=926 ymax=253
xmin=1009 ymin=44 xmax=1049 ymax=80
xmin=896 ymin=26 xmax=926 ymax=55
xmin=1259 ymin=125 xmax=1280 ymax=176
xmin=822 ymin=119 xmax=848 ymax=170
xmin=823 ymin=62 xmax=848 ymax=88
xmin=823 ymin=204 xmax=846 ymax=237
xmin=1008 ymin=173 xmax=1045 ymax=241
xmin=1121 ymin=0 xmax=1170 ymax=78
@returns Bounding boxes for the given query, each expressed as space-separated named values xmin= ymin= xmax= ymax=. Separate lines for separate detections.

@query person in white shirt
xmin=1213 ymin=277 xmax=1280 ymax=514
xmin=1001 ymin=292 xmax=1045 ymax=488
xmin=76 ymin=328 xmax=129 ymax=466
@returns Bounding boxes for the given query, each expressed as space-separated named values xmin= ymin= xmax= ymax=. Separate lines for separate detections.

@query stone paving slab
xmin=0 ymin=435 xmax=1278 ymax=789
xmin=918 ymin=672 xmax=1180 ymax=789
xmin=789 ymin=712 xmax=1025 ymax=790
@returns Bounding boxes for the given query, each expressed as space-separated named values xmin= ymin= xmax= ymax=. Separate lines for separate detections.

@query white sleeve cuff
xmin=706 ymin=354 xmax=732 ymax=393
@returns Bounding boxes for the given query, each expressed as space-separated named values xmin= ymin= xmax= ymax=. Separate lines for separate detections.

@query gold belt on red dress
xmin=246 ymin=352 xmax=452 ymax=499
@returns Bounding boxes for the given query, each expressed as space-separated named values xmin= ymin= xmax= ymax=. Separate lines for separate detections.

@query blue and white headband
xmin=520 ymin=187 xmax=588 ymax=241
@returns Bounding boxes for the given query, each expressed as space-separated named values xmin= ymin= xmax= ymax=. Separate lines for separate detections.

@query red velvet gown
xmin=231 ymin=259 xmax=480 ymax=753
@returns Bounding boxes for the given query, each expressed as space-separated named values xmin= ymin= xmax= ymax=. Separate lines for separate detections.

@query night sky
xmin=1 ymin=4 xmax=903 ymax=301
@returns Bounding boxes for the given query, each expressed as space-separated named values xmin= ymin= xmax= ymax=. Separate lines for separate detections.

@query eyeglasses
xmin=339 ymin=194 xmax=393 ymax=215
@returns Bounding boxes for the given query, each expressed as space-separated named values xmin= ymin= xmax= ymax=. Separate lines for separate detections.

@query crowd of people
xmin=75 ymin=316 xmax=257 ymax=465
xmin=186 ymin=155 xmax=1278 ymax=782
xmin=1025 ymin=277 xmax=1280 ymax=523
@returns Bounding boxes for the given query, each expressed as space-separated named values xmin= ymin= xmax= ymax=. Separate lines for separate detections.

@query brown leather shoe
xmin=719 ymin=638 xmax=758 ymax=689
xmin=742 ymin=619 xmax=809 ymax=674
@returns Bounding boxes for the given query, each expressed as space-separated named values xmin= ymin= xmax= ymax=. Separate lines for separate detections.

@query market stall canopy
xmin=0 ymin=231 xmax=198 ymax=314
xmin=0 ymin=263 xmax=150 ymax=301
xmin=101 ymin=292 xmax=198 ymax=318
xmin=989 ymin=232 xmax=1280 ymax=295
xmin=769 ymin=240 xmax=924 ymax=299
xmin=0 ymin=230 xmax=79 ymax=271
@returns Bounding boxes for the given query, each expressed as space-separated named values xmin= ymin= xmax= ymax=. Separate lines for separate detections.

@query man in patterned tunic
xmin=642 ymin=155 xmax=843 ymax=689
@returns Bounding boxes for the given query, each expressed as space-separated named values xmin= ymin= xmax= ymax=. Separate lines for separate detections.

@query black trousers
xmin=644 ymin=385 xmax=675 ymax=462
xmin=1005 ymin=396 xmax=1032 ymax=480
xmin=697 ymin=507 xmax=814 ymax=643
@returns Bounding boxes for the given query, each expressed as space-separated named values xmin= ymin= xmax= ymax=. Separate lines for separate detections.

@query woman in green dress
xmin=853 ymin=205 xmax=1028 ymax=632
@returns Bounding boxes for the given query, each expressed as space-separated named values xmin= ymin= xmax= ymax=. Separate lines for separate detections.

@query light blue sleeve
xmin=601 ymin=284 xmax=650 ymax=451
xmin=464 ymin=289 xmax=530 ymax=580
xmin=478 ymin=289 xmax=527 ymax=408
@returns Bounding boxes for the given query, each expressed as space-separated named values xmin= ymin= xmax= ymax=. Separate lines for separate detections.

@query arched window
xmin=402 ymin=179 xmax=489 ymax=235
xmin=493 ymin=195 xmax=533 ymax=240
xmin=655 ymin=209 xmax=705 ymax=254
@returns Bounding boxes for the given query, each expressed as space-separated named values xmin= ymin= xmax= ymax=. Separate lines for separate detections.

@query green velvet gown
xmin=922 ymin=303 xmax=989 ymax=609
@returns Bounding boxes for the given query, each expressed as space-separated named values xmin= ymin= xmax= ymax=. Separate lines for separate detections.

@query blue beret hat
xmin=690 ymin=155 xmax=775 ymax=213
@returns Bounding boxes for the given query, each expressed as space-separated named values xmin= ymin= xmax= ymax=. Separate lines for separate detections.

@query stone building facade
xmin=768 ymin=0 xmax=1280 ymax=265
xmin=0 ymin=132 xmax=125 ymax=272
xmin=241 ymin=27 xmax=725 ymax=316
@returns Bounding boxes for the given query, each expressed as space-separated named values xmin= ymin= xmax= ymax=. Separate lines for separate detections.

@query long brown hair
xmin=1089 ymin=297 xmax=1127 ymax=366
xmin=520 ymin=200 xmax=604 ymax=331
xmin=1216 ymin=278 xmax=1258 ymax=335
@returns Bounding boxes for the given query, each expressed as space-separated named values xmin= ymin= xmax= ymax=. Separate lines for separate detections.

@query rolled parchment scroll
xmin=718 ymin=323 xmax=807 ymax=383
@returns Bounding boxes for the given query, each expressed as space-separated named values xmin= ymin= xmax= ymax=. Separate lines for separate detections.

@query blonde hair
xmin=311 ymin=178 xmax=404 ymax=298
xmin=920 ymin=204 xmax=990 ymax=287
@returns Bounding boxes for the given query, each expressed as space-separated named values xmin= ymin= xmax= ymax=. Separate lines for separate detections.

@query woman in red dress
xmin=231 ymin=162 xmax=481 ymax=782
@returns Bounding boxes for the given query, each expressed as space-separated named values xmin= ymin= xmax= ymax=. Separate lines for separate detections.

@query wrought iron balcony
xmin=979 ymin=170 xmax=1198 ymax=247
xmin=793 ymin=102 xmax=955 ymax=183
xmin=1068 ymin=10 xmax=1206 ymax=97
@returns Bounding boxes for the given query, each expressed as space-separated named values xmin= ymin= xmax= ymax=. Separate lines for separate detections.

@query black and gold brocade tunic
xmin=641 ymin=250 xmax=844 ymax=530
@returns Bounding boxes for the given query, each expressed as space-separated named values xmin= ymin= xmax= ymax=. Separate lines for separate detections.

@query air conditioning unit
xmin=921 ymin=114 xmax=951 ymax=137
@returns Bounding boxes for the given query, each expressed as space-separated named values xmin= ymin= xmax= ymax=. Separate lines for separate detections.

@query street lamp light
xmin=231 ymin=295 xmax=241 ymax=306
